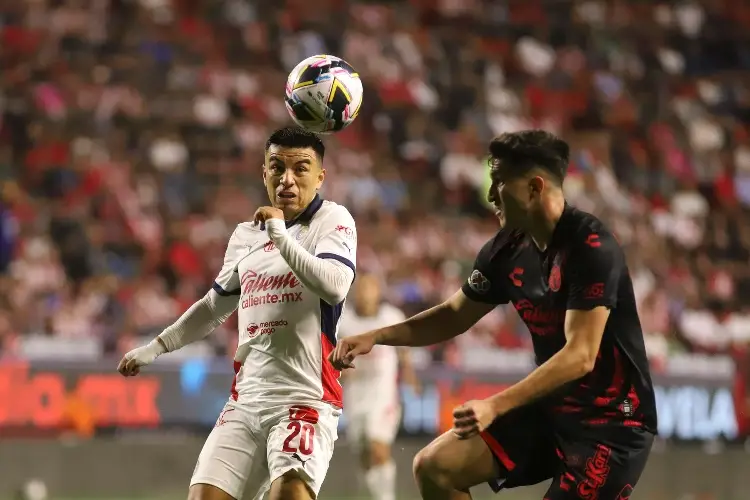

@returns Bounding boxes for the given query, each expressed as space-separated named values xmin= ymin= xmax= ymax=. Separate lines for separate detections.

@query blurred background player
xmin=337 ymin=273 xmax=419 ymax=500
xmin=117 ymin=127 xmax=357 ymax=500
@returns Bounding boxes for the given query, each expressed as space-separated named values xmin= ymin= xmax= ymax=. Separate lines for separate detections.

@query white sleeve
xmin=266 ymin=207 xmax=356 ymax=306
xmin=211 ymin=227 xmax=244 ymax=296
xmin=157 ymin=231 xmax=243 ymax=351
xmin=157 ymin=289 xmax=238 ymax=352
xmin=314 ymin=205 xmax=358 ymax=273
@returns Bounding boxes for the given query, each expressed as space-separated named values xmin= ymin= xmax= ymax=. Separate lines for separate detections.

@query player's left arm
xmin=490 ymin=230 xmax=621 ymax=415
xmin=454 ymin=230 xmax=623 ymax=437
xmin=262 ymin=205 xmax=356 ymax=305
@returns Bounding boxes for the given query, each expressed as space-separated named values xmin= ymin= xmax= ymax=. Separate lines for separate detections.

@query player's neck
xmin=280 ymin=197 xmax=315 ymax=221
xmin=527 ymin=194 xmax=566 ymax=252
xmin=281 ymin=207 xmax=304 ymax=221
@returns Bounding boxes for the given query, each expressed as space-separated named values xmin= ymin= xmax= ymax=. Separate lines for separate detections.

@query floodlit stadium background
xmin=1 ymin=0 xmax=749 ymax=498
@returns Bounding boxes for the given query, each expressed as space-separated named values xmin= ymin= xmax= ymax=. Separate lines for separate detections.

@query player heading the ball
xmin=118 ymin=126 xmax=357 ymax=500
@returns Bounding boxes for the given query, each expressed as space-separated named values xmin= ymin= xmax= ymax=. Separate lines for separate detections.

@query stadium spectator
xmin=0 ymin=0 xmax=749 ymax=373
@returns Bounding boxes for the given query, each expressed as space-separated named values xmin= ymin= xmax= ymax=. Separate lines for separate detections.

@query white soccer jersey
xmin=212 ymin=196 xmax=356 ymax=408
xmin=338 ymin=304 xmax=405 ymax=445
xmin=337 ymin=304 xmax=405 ymax=382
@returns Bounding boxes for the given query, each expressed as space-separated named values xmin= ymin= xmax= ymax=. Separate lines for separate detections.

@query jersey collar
xmin=260 ymin=194 xmax=324 ymax=230
xmin=289 ymin=193 xmax=323 ymax=227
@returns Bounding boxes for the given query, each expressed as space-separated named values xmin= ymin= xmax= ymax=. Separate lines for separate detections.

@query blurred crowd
xmin=1 ymin=0 xmax=750 ymax=372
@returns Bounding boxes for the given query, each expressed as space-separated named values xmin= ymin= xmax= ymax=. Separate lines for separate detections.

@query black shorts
xmin=480 ymin=403 xmax=653 ymax=499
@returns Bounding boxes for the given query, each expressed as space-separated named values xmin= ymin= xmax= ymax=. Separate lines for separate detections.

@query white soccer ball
xmin=284 ymin=54 xmax=363 ymax=134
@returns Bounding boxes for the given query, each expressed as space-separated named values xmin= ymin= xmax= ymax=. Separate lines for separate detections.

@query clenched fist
xmin=327 ymin=333 xmax=376 ymax=370
xmin=254 ymin=206 xmax=285 ymax=224
xmin=117 ymin=339 xmax=166 ymax=377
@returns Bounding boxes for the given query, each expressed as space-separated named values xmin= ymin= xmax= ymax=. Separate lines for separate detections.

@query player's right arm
xmin=330 ymin=237 xmax=510 ymax=369
xmin=118 ymin=228 xmax=244 ymax=376
xmin=377 ymin=290 xmax=495 ymax=347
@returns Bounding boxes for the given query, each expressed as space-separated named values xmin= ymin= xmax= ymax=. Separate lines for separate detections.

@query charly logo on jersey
xmin=241 ymin=270 xmax=304 ymax=309
xmin=467 ymin=270 xmax=490 ymax=294
xmin=246 ymin=320 xmax=289 ymax=338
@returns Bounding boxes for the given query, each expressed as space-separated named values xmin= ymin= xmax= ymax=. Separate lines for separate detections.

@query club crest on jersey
xmin=548 ymin=264 xmax=562 ymax=292
xmin=264 ymin=240 xmax=276 ymax=252
xmin=468 ymin=270 xmax=490 ymax=294
xmin=295 ymin=226 xmax=309 ymax=242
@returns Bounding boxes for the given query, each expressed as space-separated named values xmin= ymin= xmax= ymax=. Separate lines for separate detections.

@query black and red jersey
xmin=462 ymin=203 xmax=657 ymax=433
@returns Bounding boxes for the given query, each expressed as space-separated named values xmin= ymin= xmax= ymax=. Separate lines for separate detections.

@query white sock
xmin=364 ymin=461 xmax=396 ymax=500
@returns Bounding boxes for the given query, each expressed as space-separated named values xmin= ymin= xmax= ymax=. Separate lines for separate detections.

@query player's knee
xmin=413 ymin=445 xmax=454 ymax=490
xmin=187 ymin=483 xmax=237 ymax=500
xmin=368 ymin=441 xmax=391 ymax=466
xmin=268 ymin=470 xmax=315 ymax=500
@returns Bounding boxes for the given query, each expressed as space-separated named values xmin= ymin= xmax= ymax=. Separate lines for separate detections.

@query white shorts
xmin=190 ymin=399 xmax=341 ymax=500
xmin=344 ymin=380 xmax=401 ymax=449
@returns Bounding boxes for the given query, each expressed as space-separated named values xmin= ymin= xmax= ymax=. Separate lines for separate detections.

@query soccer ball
xmin=284 ymin=54 xmax=363 ymax=134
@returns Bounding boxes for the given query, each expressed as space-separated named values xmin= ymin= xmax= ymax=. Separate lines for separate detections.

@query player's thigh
xmin=364 ymin=398 xmax=401 ymax=447
xmin=266 ymin=403 xmax=340 ymax=498
xmin=477 ymin=403 xmax=560 ymax=492
xmin=413 ymin=430 xmax=497 ymax=490
xmin=364 ymin=398 xmax=400 ymax=464
xmin=267 ymin=470 xmax=315 ymax=500
xmin=190 ymin=403 xmax=269 ymax=500
xmin=546 ymin=427 xmax=654 ymax=500
xmin=188 ymin=484 xmax=236 ymax=500
xmin=344 ymin=408 xmax=366 ymax=450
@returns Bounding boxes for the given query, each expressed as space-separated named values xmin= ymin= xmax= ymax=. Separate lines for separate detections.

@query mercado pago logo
xmin=240 ymin=270 xmax=303 ymax=309
xmin=247 ymin=320 xmax=289 ymax=339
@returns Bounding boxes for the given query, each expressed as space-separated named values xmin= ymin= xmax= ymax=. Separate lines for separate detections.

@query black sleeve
xmin=566 ymin=230 xmax=623 ymax=310
xmin=461 ymin=240 xmax=511 ymax=305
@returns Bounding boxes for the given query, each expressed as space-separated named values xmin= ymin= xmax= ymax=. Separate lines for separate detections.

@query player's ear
xmin=529 ymin=176 xmax=545 ymax=197
xmin=262 ymin=164 xmax=268 ymax=186
xmin=316 ymin=167 xmax=326 ymax=190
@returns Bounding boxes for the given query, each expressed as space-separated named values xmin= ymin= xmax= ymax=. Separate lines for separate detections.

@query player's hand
xmin=452 ymin=399 xmax=498 ymax=440
xmin=254 ymin=206 xmax=285 ymax=224
xmin=117 ymin=339 xmax=166 ymax=377
xmin=328 ymin=333 xmax=376 ymax=370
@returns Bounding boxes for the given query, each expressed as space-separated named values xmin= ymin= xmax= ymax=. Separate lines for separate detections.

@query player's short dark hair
xmin=265 ymin=126 xmax=325 ymax=159
xmin=489 ymin=130 xmax=569 ymax=184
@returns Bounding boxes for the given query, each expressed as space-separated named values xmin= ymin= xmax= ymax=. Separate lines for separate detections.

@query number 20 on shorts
xmin=282 ymin=405 xmax=320 ymax=456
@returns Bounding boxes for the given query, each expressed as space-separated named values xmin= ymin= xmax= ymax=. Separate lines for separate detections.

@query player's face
xmin=263 ymin=146 xmax=325 ymax=217
xmin=354 ymin=274 xmax=381 ymax=312
xmin=488 ymin=160 xmax=545 ymax=230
